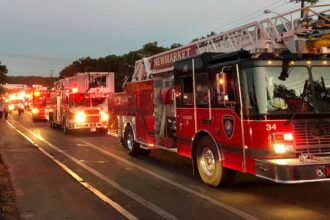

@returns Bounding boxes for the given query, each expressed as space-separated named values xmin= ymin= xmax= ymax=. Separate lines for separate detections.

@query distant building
xmin=2 ymin=83 xmax=29 ymax=90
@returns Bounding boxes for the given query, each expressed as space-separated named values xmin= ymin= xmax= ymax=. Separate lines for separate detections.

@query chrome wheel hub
xmin=126 ymin=133 xmax=133 ymax=151
xmin=200 ymin=147 xmax=216 ymax=177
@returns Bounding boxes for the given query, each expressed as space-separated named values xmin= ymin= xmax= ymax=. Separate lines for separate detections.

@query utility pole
xmin=50 ymin=69 xmax=54 ymax=78
xmin=291 ymin=0 xmax=319 ymax=17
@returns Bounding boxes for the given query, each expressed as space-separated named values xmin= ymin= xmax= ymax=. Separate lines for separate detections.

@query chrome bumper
xmin=255 ymin=156 xmax=330 ymax=184
xmin=68 ymin=122 xmax=108 ymax=129
xmin=33 ymin=114 xmax=47 ymax=119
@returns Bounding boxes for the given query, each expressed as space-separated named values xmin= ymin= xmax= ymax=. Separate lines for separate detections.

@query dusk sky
xmin=0 ymin=0 xmax=326 ymax=77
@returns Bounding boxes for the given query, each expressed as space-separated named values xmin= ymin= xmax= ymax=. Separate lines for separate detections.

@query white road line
xmin=78 ymin=140 xmax=258 ymax=220
xmin=8 ymin=119 xmax=178 ymax=220
xmin=6 ymin=120 xmax=138 ymax=220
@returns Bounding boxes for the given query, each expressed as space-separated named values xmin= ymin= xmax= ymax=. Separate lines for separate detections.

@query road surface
xmin=0 ymin=112 xmax=330 ymax=220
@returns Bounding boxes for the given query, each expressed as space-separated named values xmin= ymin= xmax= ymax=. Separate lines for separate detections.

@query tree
xmin=207 ymin=31 xmax=216 ymax=37
xmin=140 ymin=41 xmax=167 ymax=57
xmin=0 ymin=61 xmax=8 ymax=85
xmin=59 ymin=41 xmax=171 ymax=92
xmin=170 ymin=43 xmax=182 ymax=49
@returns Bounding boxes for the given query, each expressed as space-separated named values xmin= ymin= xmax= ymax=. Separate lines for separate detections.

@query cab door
xmin=211 ymin=65 xmax=244 ymax=171
xmin=174 ymin=59 xmax=196 ymax=157
xmin=193 ymin=62 xmax=245 ymax=172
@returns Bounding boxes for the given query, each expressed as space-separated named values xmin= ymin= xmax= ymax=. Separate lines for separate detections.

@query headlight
xmin=272 ymin=132 xmax=294 ymax=154
xmin=273 ymin=143 xmax=293 ymax=154
xmin=9 ymin=104 xmax=14 ymax=111
xmin=32 ymin=108 xmax=39 ymax=114
xmin=75 ymin=111 xmax=86 ymax=123
xmin=100 ymin=111 xmax=109 ymax=122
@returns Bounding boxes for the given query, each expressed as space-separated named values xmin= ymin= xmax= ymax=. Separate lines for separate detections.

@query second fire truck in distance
xmin=48 ymin=72 xmax=114 ymax=134
xmin=109 ymin=5 xmax=330 ymax=186
xmin=31 ymin=86 xmax=49 ymax=121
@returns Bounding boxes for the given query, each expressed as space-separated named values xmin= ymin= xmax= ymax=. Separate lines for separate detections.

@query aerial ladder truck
xmin=109 ymin=5 xmax=330 ymax=186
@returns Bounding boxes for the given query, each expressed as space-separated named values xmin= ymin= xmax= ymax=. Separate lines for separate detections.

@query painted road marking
xmin=9 ymin=119 xmax=178 ymax=220
xmin=78 ymin=139 xmax=258 ymax=220
xmin=6 ymin=121 xmax=138 ymax=220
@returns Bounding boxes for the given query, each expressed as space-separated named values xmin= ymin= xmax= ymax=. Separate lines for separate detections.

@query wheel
xmin=99 ymin=128 xmax=108 ymax=134
xmin=124 ymin=126 xmax=140 ymax=156
xmin=63 ymin=118 xmax=70 ymax=135
xmin=49 ymin=115 xmax=53 ymax=128
xmin=50 ymin=119 xmax=55 ymax=128
xmin=196 ymin=136 xmax=235 ymax=187
xmin=49 ymin=114 xmax=56 ymax=129
xmin=140 ymin=149 xmax=151 ymax=157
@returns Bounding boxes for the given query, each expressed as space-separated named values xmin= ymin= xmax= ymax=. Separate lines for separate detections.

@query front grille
xmin=293 ymin=119 xmax=330 ymax=154
xmin=87 ymin=115 xmax=99 ymax=123
xmin=85 ymin=109 xmax=99 ymax=114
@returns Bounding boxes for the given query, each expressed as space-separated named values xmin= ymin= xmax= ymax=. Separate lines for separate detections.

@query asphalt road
xmin=1 ymin=112 xmax=330 ymax=220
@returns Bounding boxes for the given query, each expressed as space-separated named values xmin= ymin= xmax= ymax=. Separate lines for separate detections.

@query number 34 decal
xmin=266 ymin=124 xmax=277 ymax=131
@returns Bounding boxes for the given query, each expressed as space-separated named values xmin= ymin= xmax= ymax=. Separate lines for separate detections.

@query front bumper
xmin=33 ymin=114 xmax=47 ymax=120
xmin=68 ymin=122 xmax=108 ymax=130
xmin=255 ymin=156 xmax=330 ymax=183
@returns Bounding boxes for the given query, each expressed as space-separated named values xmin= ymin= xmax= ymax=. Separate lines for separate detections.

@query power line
xmin=213 ymin=0 xmax=287 ymax=32
xmin=213 ymin=0 xmax=319 ymax=33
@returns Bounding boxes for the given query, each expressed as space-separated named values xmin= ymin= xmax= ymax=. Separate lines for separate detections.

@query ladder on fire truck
xmin=132 ymin=4 xmax=330 ymax=82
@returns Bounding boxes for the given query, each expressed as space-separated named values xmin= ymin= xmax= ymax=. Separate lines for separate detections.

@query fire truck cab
xmin=48 ymin=72 xmax=114 ymax=134
xmin=31 ymin=88 xmax=48 ymax=121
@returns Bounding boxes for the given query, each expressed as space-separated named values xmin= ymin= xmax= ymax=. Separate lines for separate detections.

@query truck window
xmin=182 ymin=76 xmax=193 ymax=106
xmin=91 ymin=97 xmax=107 ymax=107
xmin=195 ymin=73 xmax=209 ymax=107
xmin=224 ymin=67 xmax=237 ymax=103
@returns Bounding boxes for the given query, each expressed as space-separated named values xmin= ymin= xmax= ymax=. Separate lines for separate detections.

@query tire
xmin=196 ymin=136 xmax=235 ymax=187
xmin=124 ymin=126 xmax=140 ymax=156
xmin=140 ymin=149 xmax=151 ymax=157
xmin=49 ymin=115 xmax=54 ymax=128
xmin=63 ymin=118 xmax=70 ymax=135
xmin=100 ymin=128 xmax=108 ymax=134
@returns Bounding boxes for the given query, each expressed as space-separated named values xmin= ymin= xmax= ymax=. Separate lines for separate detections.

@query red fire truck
xmin=48 ymin=72 xmax=114 ymax=134
xmin=31 ymin=86 xmax=49 ymax=121
xmin=109 ymin=5 xmax=330 ymax=186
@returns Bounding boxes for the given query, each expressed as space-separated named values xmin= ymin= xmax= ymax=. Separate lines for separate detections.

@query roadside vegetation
xmin=0 ymin=156 xmax=20 ymax=220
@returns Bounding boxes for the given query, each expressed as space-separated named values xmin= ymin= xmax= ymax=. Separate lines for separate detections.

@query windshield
xmin=70 ymin=94 xmax=107 ymax=108
xmin=241 ymin=60 xmax=330 ymax=116
xmin=9 ymin=100 xmax=24 ymax=104
xmin=33 ymin=96 xmax=46 ymax=106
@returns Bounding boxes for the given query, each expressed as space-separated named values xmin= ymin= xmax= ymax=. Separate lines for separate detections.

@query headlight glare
xmin=100 ymin=111 xmax=109 ymax=122
xmin=32 ymin=108 xmax=39 ymax=114
xmin=75 ymin=111 xmax=86 ymax=123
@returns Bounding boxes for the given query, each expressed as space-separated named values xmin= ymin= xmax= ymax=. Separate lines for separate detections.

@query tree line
xmin=60 ymin=41 xmax=182 ymax=92
xmin=6 ymin=76 xmax=56 ymax=88
xmin=0 ymin=61 xmax=8 ymax=94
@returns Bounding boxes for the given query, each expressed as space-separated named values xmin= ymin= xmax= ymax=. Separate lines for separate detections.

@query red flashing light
xmin=273 ymin=132 xmax=294 ymax=142
xmin=72 ymin=88 xmax=78 ymax=93
xmin=326 ymin=167 xmax=330 ymax=178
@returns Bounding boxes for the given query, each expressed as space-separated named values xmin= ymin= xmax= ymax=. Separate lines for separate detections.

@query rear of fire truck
xmin=49 ymin=72 xmax=114 ymax=134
